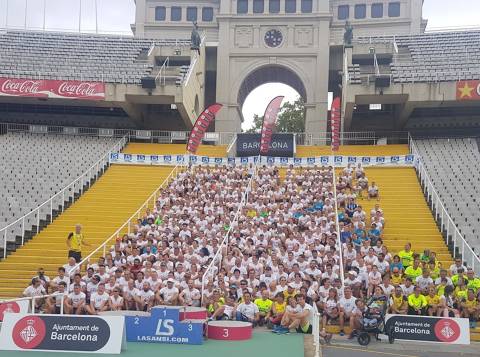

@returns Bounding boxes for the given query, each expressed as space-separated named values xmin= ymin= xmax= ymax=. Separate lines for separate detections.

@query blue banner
xmin=110 ymin=153 xmax=416 ymax=167
xmin=125 ymin=307 xmax=203 ymax=345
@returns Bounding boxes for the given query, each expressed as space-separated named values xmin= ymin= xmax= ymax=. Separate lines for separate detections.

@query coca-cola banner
xmin=0 ymin=78 xmax=105 ymax=101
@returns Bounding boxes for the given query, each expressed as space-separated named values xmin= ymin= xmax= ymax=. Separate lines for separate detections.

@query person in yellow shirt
xmin=390 ymin=267 xmax=404 ymax=286
xmin=389 ymin=286 xmax=408 ymax=315
xmin=398 ymin=243 xmax=414 ymax=268
xmin=466 ymin=269 xmax=480 ymax=294
xmin=254 ymin=289 xmax=273 ymax=326
xmin=454 ymin=278 xmax=469 ymax=301
xmin=427 ymin=260 xmax=440 ymax=280
xmin=404 ymin=258 xmax=422 ymax=280
xmin=461 ymin=289 xmax=479 ymax=329
xmin=407 ymin=286 xmax=427 ymax=315
xmin=283 ymin=283 xmax=298 ymax=301
xmin=267 ymin=293 xmax=286 ymax=328
xmin=425 ymin=286 xmax=440 ymax=316
xmin=66 ymin=224 xmax=91 ymax=264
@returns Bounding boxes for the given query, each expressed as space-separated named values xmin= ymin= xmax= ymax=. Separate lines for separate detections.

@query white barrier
xmin=110 ymin=153 xmax=416 ymax=167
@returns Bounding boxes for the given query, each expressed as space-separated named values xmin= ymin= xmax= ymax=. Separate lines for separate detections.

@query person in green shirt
xmin=451 ymin=268 xmax=466 ymax=286
xmin=254 ymin=289 xmax=273 ymax=326
xmin=398 ymin=243 xmax=414 ymax=268
xmin=466 ymin=269 xmax=480 ymax=293
xmin=404 ymin=258 xmax=422 ymax=280
xmin=407 ymin=286 xmax=427 ymax=315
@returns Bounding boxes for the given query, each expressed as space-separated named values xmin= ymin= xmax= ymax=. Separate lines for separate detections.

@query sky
xmin=0 ymin=0 xmax=478 ymax=130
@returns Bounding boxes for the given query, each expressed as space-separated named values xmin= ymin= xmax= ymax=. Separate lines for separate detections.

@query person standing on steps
xmin=66 ymin=224 xmax=91 ymax=265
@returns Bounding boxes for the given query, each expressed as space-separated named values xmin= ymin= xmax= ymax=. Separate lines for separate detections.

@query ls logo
xmin=155 ymin=319 xmax=175 ymax=336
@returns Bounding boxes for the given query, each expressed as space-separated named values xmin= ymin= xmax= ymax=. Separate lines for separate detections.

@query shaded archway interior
xmin=237 ymin=65 xmax=307 ymax=109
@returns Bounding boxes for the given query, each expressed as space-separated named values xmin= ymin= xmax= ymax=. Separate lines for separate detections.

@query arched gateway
xmin=212 ymin=0 xmax=331 ymax=139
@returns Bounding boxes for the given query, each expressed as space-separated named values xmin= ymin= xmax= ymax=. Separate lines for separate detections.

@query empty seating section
xmin=0 ymin=132 xmax=117 ymax=232
xmin=296 ymin=144 xmax=409 ymax=157
xmin=0 ymin=30 xmax=190 ymax=84
xmin=356 ymin=31 xmax=480 ymax=83
xmin=414 ymin=138 xmax=480 ymax=253
xmin=123 ymin=143 xmax=228 ymax=157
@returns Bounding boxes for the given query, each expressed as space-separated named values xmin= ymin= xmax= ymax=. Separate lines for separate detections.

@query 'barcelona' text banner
xmin=0 ymin=78 xmax=105 ymax=100
xmin=456 ymin=80 xmax=480 ymax=101
xmin=110 ymin=153 xmax=416 ymax=167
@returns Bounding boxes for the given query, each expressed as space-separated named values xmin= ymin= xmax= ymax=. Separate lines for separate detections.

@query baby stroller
xmin=357 ymin=296 xmax=395 ymax=346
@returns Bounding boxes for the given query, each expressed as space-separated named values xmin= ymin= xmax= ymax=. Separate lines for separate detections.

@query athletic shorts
xmin=68 ymin=250 xmax=82 ymax=263
xmin=296 ymin=323 xmax=312 ymax=334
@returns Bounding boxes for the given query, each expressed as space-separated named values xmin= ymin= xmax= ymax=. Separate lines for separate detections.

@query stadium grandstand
xmin=0 ymin=0 xmax=479 ymax=357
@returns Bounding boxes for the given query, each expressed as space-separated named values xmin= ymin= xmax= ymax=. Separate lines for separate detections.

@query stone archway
xmin=237 ymin=65 xmax=307 ymax=110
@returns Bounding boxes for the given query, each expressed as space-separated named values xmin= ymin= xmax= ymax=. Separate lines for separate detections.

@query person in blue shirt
xmin=367 ymin=223 xmax=381 ymax=244
xmin=390 ymin=255 xmax=404 ymax=272
xmin=352 ymin=233 xmax=363 ymax=252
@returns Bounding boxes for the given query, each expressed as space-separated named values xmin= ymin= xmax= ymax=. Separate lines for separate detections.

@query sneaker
xmin=339 ymin=330 xmax=345 ymax=336
xmin=276 ymin=327 xmax=290 ymax=335
xmin=348 ymin=330 xmax=358 ymax=339
xmin=324 ymin=333 xmax=333 ymax=344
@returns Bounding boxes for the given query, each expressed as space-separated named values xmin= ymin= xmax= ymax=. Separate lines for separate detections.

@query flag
xmin=260 ymin=96 xmax=284 ymax=155
xmin=330 ymin=97 xmax=341 ymax=152
xmin=186 ymin=103 xmax=223 ymax=154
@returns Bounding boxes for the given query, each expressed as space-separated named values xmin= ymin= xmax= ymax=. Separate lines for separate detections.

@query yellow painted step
xmin=0 ymin=165 xmax=175 ymax=298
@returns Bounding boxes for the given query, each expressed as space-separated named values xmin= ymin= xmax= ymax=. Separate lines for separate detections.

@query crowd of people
xmin=22 ymin=163 xmax=480 ymax=338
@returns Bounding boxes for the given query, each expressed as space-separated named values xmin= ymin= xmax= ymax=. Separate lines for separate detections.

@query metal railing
xmin=67 ymin=163 xmax=186 ymax=283
xmin=0 ymin=293 xmax=65 ymax=315
xmin=155 ymin=57 xmax=170 ymax=86
xmin=200 ymin=159 xmax=259 ymax=304
xmin=409 ymin=137 xmax=480 ymax=275
xmin=1 ymin=135 xmax=128 ymax=259
xmin=312 ymin=303 xmax=321 ymax=357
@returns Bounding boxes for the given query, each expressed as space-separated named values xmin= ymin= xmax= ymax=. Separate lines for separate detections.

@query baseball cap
xmin=167 ymin=278 xmax=175 ymax=283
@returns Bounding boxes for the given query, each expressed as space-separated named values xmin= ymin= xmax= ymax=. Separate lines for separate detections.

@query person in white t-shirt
xmin=109 ymin=288 xmax=124 ymax=311
xmin=137 ymin=282 xmax=155 ymax=312
xmin=179 ymin=280 xmax=201 ymax=307
xmin=123 ymin=279 xmax=140 ymax=311
xmin=23 ymin=278 xmax=46 ymax=312
xmin=234 ymin=292 xmax=259 ymax=325
xmin=65 ymin=283 xmax=86 ymax=314
xmin=158 ymin=279 xmax=179 ymax=306
xmin=46 ymin=282 xmax=68 ymax=314
xmin=86 ymin=283 xmax=109 ymax=314
xmin=338 ymin=286 xmax=356 ymax=336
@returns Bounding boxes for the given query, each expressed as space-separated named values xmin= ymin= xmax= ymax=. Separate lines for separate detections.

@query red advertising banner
xmin=186 ymin=103 xmax=223 ymax=154
xmin=260 ymin=96 xmax=284 ymax=155
xmin=456 ymin=80 xmax=480 ymax=100
xmin=331 ymin=97 xmax=341 ymax=152
xmin=0 ymin=78 xmax=105 ymax=101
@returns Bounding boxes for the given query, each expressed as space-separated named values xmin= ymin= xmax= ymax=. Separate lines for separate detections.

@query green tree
xmin=243 ymin=97 xmax=305 ymax=133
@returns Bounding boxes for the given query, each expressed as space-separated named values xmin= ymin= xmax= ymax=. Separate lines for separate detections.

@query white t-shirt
xmin=23 ymin=285 xmax=46 ymax=297
xmin=339 ymin=296 xmax=357 ymax=316
xmin=181 ymin=288 xmax=201 ymax=305
xmin=123 ymin=286 xmax=140 ymax=300
xmin=159 ymin=287 xmax=179 ymax=303
xmin=90 ymin=292 xmax=109 ymax=309
xmin=301 ymin=303 xmax=313 ymax=326
xmin=109 ymin=295 xmax=124 ymax=309
xmin=68 ymin=292 xmax=86 ymax=307
xmin=236 ymin=302 xmax=259 ymax=320
xmin=137 ymin=289 xmax=155 ymax=304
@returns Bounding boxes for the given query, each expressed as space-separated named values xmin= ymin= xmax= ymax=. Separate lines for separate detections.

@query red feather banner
xmin=186 ymin=103 xmax=223 ymax=154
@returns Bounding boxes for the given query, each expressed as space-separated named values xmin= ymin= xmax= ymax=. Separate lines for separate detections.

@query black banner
xmin=385 ymin=315 xmax=466 ymax=344
xmin=236 ymin=133 xmax=294 ymax=157
xmin=12 ymin=315 xmax=111 ymax=351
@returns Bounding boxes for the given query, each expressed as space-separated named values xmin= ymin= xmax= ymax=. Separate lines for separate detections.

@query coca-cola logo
xmin=57 ymin=82 xmax=101 ymax=97
xmin=1 ymin=80 xmax=41 ymax=94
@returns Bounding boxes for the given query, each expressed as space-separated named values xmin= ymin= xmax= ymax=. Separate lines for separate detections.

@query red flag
xmin=330 ymin=97 xmax=341 ymax=152
xmin=186 ymin=103 xmax=223 ymax=154
xmin=260 ymin=96 xmax=284 ymax=155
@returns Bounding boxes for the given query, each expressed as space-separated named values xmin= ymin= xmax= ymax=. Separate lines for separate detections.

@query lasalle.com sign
xmin=385 ymin=314 xmax=470 ymax=345
xmin=236 ymin=133 xmax=295 ymax=157
xmin=0 ymin=314 xmax=126 ymax=354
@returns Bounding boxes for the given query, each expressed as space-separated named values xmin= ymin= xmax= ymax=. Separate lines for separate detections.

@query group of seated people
xmin=21 ymin=163 xmax=479 ymax=338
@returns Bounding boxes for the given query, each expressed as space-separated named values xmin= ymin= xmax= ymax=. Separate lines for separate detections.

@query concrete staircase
xmin=0 ymin=165 xmax=173 ymax=299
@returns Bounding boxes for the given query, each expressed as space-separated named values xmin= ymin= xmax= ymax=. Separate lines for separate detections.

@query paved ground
xmin=322 ymin=336 xmax=480 ymax=357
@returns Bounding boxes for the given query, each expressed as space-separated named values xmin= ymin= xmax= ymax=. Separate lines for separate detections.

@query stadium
xmin=0 ymin=0 xmax=479 ymax=356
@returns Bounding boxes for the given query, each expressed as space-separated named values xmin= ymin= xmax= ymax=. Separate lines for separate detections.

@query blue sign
xmin=125 ymin=307 xmax=203 ymax=345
